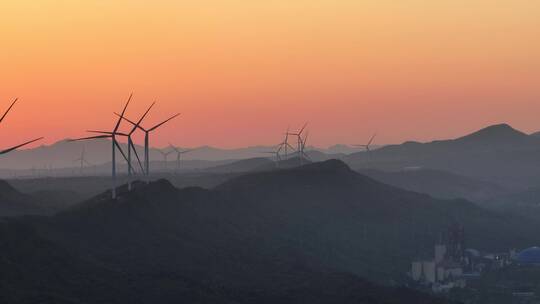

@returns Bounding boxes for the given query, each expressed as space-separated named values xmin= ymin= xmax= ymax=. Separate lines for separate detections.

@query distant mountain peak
xmin=478 ymin=123 xmax=514 ymax=131
xmin=457 ymin=123 xmax=529 ymax=143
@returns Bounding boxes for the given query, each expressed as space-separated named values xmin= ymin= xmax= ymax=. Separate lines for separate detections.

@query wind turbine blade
xmin=0 ymin=98 xmax=17 ymax=124
xmin=114 ymin=112 xmax=147 ymax=132
xmin=302 ymin=131 xmax=309 ymax=149
xmin=87 ymin=130 xmax=113 ymax=134
xmin=169 ymin=143 xmax=180 ymax=153
xmin=113 ymin=93 xmax=133 ymax=133
xmin=87 ymin=130 xmax=129 ymax=137
xmin=130 ymin=101 xmax=155 ymax=135
xmin=114 ymin=140 xmax=133 ymax=171
xmin=286 ymin=143 xmax=296 ymax=150
xmin=367 ymin=133 xmax=377 ymax=146
xmin=129 ymin=140 xmax=145 ymax=174
xmin=0 ymin=137 xmax=43 ymax=155
xmin=298 ymin=122 xmax=308 ymax=135
xmin=149 ymin=113 xmax=180 ymax=131
xmin=69 ymin=134 xmax=112 ymax=141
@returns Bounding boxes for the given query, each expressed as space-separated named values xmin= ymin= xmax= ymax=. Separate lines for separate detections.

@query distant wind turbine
xmin=260 ymin=144 xmax=283 ymax=167
xmin=354 ymin=133 xmax=377 ymax=160
xmin=158 ymin=147 xmax=174 ymax=171
xmin=73 ymin=146 xmax=92 ymax=175
xmin=170 ymin=144 xmax=193 ymax=174
xmin=287 ymin=122 xmax=308 ymax=165
xmin=299 ymin=130 xmax=311 ymax=161
xmin=281 ymin=127 xmax=296 ymax=160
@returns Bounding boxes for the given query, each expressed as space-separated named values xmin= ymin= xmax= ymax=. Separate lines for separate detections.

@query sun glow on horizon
xmin=0 ymin=0 xmax=539 ymax=148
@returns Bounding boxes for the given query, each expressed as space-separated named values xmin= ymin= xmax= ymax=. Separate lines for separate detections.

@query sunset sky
xmin=1 ymin=0 xmax=539 ymax=148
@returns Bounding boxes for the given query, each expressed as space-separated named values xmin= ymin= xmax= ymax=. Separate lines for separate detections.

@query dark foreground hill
xmin=359 ymin=168 xmax=507 ymax=202
xmin=0 ymin=180 xmax=70 ymax=216
xmin=1 ymin=160 xmax=538 ymax=303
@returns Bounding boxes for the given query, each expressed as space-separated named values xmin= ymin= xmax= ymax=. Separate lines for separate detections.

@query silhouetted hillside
xmin=360 ymin=168 xmax=507 ymax=202
xmin=204 ymin=157 xmax=274 ymax=173
xmin=346 ymin=124 xmax=540 ymax=189
xmin=0 ymin=180 xmax=55 ymax=216
xmin=454 ymin=123 xmax=532 ymax=146
xmin=1 ymin=160 xmax=537 ymax=302
xmin=480 ymin=186 xmax=540 ymax=220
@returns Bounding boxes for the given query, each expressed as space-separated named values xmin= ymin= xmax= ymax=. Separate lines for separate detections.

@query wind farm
xmin=2 ymin=1 xmax=540 ymax=303
xmin=4 ymin=96 xmax=540 ymax=304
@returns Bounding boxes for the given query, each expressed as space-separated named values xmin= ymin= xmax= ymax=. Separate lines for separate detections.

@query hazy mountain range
xmin=0 ymin=139 xmax=356 ymax=171
xmin=346 ymin=124 xmax=540 ymax=190
xmin=1 ymin=160 xmax=537 ymax=303
xmin=2 ymin=123 xmax=538 ymax=190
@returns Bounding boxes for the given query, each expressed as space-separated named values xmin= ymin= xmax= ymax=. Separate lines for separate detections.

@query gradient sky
xmin=1 ymin=0 xmax=539 ymax=148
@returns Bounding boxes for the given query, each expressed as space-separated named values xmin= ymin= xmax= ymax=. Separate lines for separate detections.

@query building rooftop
xmin=515 ymin=247 xmax=540 ymax=265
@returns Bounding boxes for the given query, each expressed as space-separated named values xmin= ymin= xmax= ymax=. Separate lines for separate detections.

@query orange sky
xmin=0 ymin=0 xmax=539 ymax=148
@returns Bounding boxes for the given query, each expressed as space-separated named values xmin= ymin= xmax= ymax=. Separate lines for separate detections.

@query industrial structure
xmin=410 ymin=224 xmax=467 ymax=293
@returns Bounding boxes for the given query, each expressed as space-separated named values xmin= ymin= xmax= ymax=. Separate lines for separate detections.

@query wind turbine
xmin=170 ymin=144 xmax=193 ymax=174
xmin=260 ymin=144 xmax=283 ymax=167
xmin=89 ymin=102 xmax=154 ymax=176
xmin=299 ymin=130 xmax=311 ymax=162
xmin=287 ymin=122 xmax=308 ymax=165
xmin=70 ymin=94 xmax=134 ymax=199
xmin=0 ymin=98 xmax=44 ymax=156
xmin=281 ymin=126 xmax=296 ymax=160
xmin=354 ymin=133 xmax=377 ymax=160
xmin=73 ymin=146 xmax=92 ymax=175
xmin=117 ymin=112 xmax=180 ymax=178
xmin=158 ymin=147 xmax=174 ymax=172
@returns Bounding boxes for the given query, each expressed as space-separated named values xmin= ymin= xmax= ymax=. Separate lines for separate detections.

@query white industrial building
xmin=410 ymin=243 xmax=466 ymax=292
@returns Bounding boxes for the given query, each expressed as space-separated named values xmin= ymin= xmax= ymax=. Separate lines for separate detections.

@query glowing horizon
xmin=1 ymin=1 xmax=539 ymax=148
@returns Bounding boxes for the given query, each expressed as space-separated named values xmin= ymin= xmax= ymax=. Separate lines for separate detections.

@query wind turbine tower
xmin=159 ymin=147 xmax=174 ymax=172
xmin=170 ymin=144 xmax=193 ymax=174
xmin=71 ymin=94 xmax=134 ymax=199
xmin=118 ymin=112 xmax=180 ymax=179
xmin=287 ymin=123 xmax=308 ymax=165
xmin=74 ymin=146 xmax=92 ymax=176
